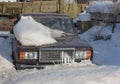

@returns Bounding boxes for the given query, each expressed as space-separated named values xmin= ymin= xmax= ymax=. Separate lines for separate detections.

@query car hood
xmin=41 ymin=35 xmax=92 ymax=49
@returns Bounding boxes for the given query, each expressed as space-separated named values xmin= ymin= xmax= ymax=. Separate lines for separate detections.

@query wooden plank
xmin=0 ymin=26 xmax=13 ymax=31
xmin=22 ymin=2 xmax=40 ymax=13
xmin=3 ymin=2 xmax=22 ymax=15
xmin=41 ymin=1 xmax=57 ymax=13
xmin=0 ymin=3 xmax=3 ymax=14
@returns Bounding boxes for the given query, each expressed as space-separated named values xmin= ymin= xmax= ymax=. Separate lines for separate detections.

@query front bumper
xmin=15 ymin=47 xmax=93 ymax=69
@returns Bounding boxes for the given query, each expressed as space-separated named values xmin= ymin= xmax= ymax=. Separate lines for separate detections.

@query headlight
xmin=20 ymin=52 xmax=38 ymax=60
xmin=75 ymin=51 xmax=91 ymax=59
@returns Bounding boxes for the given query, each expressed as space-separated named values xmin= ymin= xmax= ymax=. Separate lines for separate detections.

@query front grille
xmin=39 ymin=48 xmax=75 ymax=63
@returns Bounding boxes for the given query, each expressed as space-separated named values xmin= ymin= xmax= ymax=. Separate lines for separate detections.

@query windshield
xmin=31 ymin=16 xmax=77 ymax=34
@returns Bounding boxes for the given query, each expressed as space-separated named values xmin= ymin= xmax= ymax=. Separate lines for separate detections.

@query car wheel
xmin=15 ymin=63 xmax=21 ymax=70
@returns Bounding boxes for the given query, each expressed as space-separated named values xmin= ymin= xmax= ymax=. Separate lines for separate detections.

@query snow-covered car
xmin=12 ymin=13 xmax=93 ymax=69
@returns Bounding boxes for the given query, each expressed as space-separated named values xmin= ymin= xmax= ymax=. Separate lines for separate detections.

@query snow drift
xmin=14 ymin=16 xmax=56 ymax=46
xmin=80 ymin=24 xmax=120 ymax=66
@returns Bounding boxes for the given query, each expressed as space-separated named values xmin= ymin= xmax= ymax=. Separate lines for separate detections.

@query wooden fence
xmin=0 ymin=1 xmax=58 ymax=15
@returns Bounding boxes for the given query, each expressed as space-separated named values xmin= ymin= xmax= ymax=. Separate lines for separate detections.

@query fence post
xmin=2 ymin=2 xmax=5 ymax=14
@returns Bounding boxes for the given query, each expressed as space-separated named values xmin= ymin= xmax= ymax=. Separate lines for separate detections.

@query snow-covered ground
xmin=80 ymin=24 xmax=120 ymax=66
xmin=0 ymin=24 xmax=120 ymax=84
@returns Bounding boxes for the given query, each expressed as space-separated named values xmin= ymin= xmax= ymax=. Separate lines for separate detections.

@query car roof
xmin=20 ymin=13 xmax=71 ymax=19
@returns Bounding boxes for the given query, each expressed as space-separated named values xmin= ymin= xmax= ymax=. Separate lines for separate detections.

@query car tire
xmin=15 ymin=63 xmax=21 ymax=70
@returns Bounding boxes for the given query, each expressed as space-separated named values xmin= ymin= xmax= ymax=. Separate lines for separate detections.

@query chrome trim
xmin=39 ymin=48 xmax=75 ymax=63
xmin=40 ymin=48 xmax=75 ymax=51
xmin=20 ymin=64 xmax=45 ymax=68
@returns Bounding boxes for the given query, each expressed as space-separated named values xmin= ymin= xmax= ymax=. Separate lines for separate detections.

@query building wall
xmin=117 ymin=0 xmax=120 ymax=2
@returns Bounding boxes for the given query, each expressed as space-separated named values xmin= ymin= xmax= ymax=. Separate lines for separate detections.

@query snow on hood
xmin=14 ymin=16 xmax=57 ymax=46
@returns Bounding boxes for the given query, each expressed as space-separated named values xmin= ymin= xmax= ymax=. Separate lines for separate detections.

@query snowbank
xmin=80 ymin=25 xmax=112 ymax=41
xmin=14 ymin=16 xmax=56 ymax=46
xmin=10 ymin=65 xmax=120 ymax=84
xmin=80 ymin=24 xmax=120 ymax=66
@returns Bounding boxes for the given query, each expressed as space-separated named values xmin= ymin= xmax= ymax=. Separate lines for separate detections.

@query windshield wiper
xmin=62 ymin=33 xmax=75 ymax=36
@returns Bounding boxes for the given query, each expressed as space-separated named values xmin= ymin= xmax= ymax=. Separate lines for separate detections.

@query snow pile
xmin=80 ymin=24 xmax=120 ymax=66
xmin=86 ymin=2 xmax=114 ymax=13
xmin=14 ymin=16 xmax=57 ymax=46
xmin=11 ymin=65 xmax=120 ymax=84
xmin=0 ymin=0 xmax=16 ymax=2
xmin=80 ymin=25 xmax=112 ymax=41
